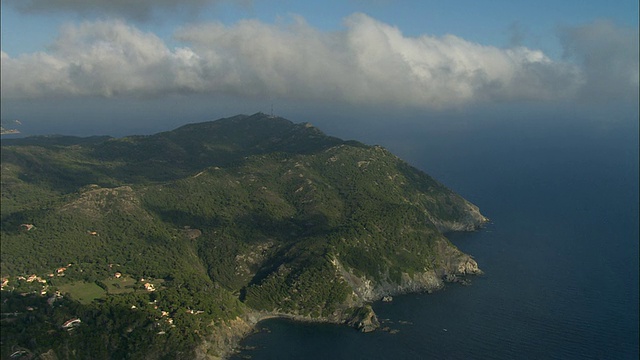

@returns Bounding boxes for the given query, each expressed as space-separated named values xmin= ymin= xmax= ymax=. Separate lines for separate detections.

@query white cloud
xmin=2 ymin=20 xmax=180 ymax=98
xmin=1 ymin=14 xmax=634 ymax=110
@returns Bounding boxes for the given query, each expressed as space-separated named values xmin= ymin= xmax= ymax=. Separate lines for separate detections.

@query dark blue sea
xmin=232 ymin=117 xmax=639 ymax=360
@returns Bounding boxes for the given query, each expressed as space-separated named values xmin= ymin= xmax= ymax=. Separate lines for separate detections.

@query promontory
xmin=1 ymin=113 xmax=487 ymax=359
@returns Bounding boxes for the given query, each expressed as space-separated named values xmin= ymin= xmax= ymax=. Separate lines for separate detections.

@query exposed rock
xmin=59 ymin=186 xmax=153 ymax=222
xmin=196 ymin=316 xmax=255 ymax=360
xmin=456 ymin=256 xmax=481 ymax=275
xmin=380 ymin=326 xmax=400 ymax=334
xmin=182 ymin=227 xmax=202 ymax=240
xmin=444 ymin=274 xmax=458 ymax=282
xmin=38 ymin=349 xmax=58 ymax=360
xmin=429 ymin=196 xmax=489 ymax=232
xmin=346 ymin=305 xmax=380 ymax=332
xmin=332 ymin=257 xmax=445 ymax=303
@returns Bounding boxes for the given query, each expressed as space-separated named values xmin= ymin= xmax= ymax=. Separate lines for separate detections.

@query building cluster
xmin=2 ymin=263 xmax=73 ymax=294
xmin=144 ymin=283 xmax=156 ymax=292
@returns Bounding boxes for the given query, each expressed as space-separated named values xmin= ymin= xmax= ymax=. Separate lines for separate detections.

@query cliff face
xmin=1 ymin=113 xmax=487 ymax=359
xmin=333 ymin=241 xmax=482 ymax=305
xmin=196 ymin=317 xmax=256 ymax=360
xmin=339 ymin=264 xmax=444 ymax=303
xmin=429 ymin=197 xmax=489 ymax=232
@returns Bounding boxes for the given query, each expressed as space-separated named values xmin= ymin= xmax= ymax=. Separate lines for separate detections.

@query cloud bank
xmin=560 ymin=20 xmax=639 ymax=102
xmin=1 ymin=14 xmax=637 ymax=110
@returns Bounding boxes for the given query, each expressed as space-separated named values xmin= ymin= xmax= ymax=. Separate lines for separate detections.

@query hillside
xmin=0 ymin=113 xmax=487 ymax=359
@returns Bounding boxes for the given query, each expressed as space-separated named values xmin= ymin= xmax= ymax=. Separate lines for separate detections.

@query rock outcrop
xmin=196 ymin=316 xmax=256 ymax=360
xmin=331 ymin=240 xmax=482 ymax=306
xmin=429 ymin=196 xmax=489 ymax=232
xmin=346 ymin=305 xmax=380 ymax=332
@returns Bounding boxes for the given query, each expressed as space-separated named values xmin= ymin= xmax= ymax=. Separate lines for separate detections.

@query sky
xmin=0 ymin=0 xmax=638 ymax=137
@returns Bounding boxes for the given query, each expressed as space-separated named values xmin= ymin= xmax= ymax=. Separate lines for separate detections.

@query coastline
xmin=209 ymin=215 xmax=488 ymax=358
xmin=212 ymin=265 xmax=483 ymax=359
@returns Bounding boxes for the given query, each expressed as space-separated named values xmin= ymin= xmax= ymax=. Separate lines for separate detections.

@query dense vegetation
xmin=1 ymin=113 xmax=485 ymax=359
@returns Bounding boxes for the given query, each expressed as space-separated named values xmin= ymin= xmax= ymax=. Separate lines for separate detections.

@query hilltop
xmin=1 ymin=113 xmax=487 ymax=359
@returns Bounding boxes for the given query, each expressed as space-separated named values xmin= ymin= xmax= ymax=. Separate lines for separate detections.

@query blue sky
xmin=0 ymin=0 xmax=638 ymax=135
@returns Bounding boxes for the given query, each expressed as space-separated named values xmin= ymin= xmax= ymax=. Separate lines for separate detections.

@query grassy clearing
xmin=58 ymin=281 xmax=106 ymax=304
xmin=102 ymin=276 xmax=167 ymax=295
xmin=103 ymin=275 xmax=137 ymax=295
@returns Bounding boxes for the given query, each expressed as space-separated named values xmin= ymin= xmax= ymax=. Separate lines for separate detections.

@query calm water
xmin=233 ymin=119 xmax=639 ymax=360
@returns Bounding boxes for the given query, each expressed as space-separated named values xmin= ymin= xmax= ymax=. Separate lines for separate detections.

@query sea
xmin=232 ymin=117 xmax=639 ymax=360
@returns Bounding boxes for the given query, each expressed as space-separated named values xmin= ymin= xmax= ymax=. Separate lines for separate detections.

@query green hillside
xmin=1 ymin=113 xmax=487 ymax=359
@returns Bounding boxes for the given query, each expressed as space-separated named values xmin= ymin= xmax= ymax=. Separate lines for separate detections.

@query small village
xmin=2 ymin=221 xmax=208 ymax=343
xmin=1 ymin=263 xmax=204 ymax=335
xmin=0 ymin=262 xmax=208 ymax=336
